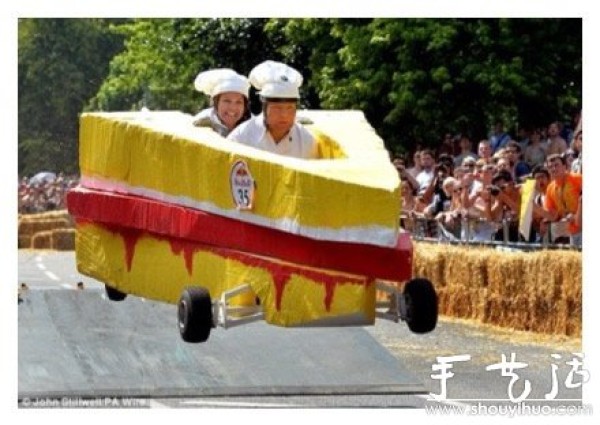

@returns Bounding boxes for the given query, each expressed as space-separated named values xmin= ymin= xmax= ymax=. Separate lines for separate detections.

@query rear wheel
xmin=178 ymin=286 xmax=213 ymax=343
xmin=404 ymin=278 xmax=438 ymax=333
xmin=105 ymin=284 xmax=127 ymax=301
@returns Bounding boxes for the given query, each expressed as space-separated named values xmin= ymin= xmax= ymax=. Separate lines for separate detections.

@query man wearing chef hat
xmin=192 ymin=68 xmax=251 ymax=137
xmin=227 ymin=61 xmax=319 ymax=159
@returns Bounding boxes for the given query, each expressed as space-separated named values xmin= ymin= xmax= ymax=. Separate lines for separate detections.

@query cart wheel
xmin=105 ymin=284 xmax=127 ymax=301
xmin=178 ymin=286 xmax=213 ymax=343
xmin=403 ymin=278 xmax=438 ymax=334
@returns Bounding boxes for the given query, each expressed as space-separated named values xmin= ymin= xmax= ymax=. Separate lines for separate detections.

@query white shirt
xmin=416 ymin=169 xmax=434 ymax=195
xmin=191 ymin=107 xmax=231 ymax=137
xmin=227 ymin=114 xmax=318 ymax=159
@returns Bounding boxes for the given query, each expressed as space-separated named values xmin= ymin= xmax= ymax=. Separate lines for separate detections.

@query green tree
xmin=18 ymin=18 xmax=125 ymax=175
xmin=272 ymin=18 xmax=581 ymax=155
xmin=89 ymin=18 xmax=283 ymax=115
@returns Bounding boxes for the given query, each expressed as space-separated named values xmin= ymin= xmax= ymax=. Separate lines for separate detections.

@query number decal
xmin=230 ymin=160 xmax=255 ymax=210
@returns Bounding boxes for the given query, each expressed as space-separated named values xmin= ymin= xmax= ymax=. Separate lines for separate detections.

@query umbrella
xmin=29 ymin=171 xmax=56 ymax=185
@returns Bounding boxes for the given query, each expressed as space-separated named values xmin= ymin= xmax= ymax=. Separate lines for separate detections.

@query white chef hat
xmin=249 ymin=60 xmax=303 ymax=100
xmin=194 ymin=68 xmax=250 ymax=98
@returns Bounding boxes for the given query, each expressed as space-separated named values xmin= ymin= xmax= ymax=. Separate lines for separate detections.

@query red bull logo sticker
xmin=230 ymin=160 xmax=255 ymax=210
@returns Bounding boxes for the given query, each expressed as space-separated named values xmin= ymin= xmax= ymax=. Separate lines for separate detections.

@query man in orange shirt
xmin=543 ymin=153 xmax=582 ymax=247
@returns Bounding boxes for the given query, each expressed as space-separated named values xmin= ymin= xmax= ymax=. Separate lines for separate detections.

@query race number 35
xmin=230 ymin=160 xmax=255 ymax=210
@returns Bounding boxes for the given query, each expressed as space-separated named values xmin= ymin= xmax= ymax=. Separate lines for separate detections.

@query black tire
xmin=178 ymin=286 xmax=213 ymax=343
xmin=404 ymin=278 xmax=438 ymax=334
xmin=105 ymin=284 xmax=127 ymax=301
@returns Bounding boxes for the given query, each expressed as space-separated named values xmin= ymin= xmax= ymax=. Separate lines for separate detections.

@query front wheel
xmin=403 ymin=278 xmax=438 ymax=334
xmin=105 ymin=284 xmax=127 ymax=301
xmin=178 ymin=286 xmax=213 ymax=343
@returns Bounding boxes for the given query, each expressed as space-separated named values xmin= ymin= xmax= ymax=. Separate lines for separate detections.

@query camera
xmin=488 ymin=185 xmax=501 ymax=196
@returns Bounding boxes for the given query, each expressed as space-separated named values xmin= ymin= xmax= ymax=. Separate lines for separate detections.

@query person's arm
xmin=495 ymin=189 xmax=519 ymax=215
xmin=542 ymin=187 xmax=561 ymax=222
xmin=420 ymin=175 xmax=437 ymax=206
xmin=574 ymin=194 xmax=582 ymax=228
xmin=399 ymin=169 xmax=419 ymax=193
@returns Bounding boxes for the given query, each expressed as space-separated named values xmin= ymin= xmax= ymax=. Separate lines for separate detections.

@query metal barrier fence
xmin=400 ymin=214 xmax=581 ymax=252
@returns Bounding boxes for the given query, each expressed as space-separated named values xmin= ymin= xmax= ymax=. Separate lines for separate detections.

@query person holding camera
xmin=483 ymin=170 xmax=522 ymax=242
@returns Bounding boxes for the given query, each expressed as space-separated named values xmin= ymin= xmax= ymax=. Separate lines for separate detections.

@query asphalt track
xmin=18 ymin=251 xmax=426 ymax=408
xmin=18 ymin=251 xmax=587 ymax=410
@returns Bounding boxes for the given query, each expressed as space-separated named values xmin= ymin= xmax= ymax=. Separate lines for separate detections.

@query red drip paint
xmin=95 ymin=222 xmax=371 ymax=312
xmin=214 ymin=248 xmax=370 ymax=312
xmin=168 ymin=239 xmax=199 ymax=276
xmin=119 ymin=227 xmax=143 ymax=272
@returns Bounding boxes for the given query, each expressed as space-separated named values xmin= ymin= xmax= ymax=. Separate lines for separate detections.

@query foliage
xmin=18 ymin=19 xmax=125 ymax=175
xmin=271 ymin=18 xmax=582 ymax=154
xmin=18 ymin=18 xmax=581 ymax=174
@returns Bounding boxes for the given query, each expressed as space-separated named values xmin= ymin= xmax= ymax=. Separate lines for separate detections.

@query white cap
xmin=249 ymin=60 xmax=303 ymax=99
xmin=194 ymin=68 xmax=250 ymax=98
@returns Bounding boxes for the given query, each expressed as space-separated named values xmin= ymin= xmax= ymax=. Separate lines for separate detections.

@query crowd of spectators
xmin=393 ymin=118 xmax=583 ymax=248
xmin=18 ymin=173 xmax=79 ymax=214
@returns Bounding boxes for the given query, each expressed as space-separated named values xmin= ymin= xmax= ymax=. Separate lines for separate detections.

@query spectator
xmin=505 ymin=140 xmax=531 ymax=182
xmin=523 ymin=128 xmax=547 ymax=169
xmin=407 ymin=150 xmax=422 ymax=178
xmin=543 ymin=153 xmax=582 ymax=247
xmin=484 ymin=170 xmax=521 ymax=242
xmin=415 ymin=149 xmax=436 ymax=196
xmin=393 ymin=156 xmax=419 ymax=193
xmin=434 ymin=177 xmax=464 ymax=237
xmin=529 ymin=166 xmax=553 ymax=243
xmin=570 ymin=130 xmax=582 ymax=174
xmin=437 ymin=133 xmax=457 ymax=157
xmin=545 ymin=121 xmax=568 ymax=156
xmin=18 ymin=174 xmax=79 ymax=214
xmin=453 ymin=135 xmax=477 ymax=168
xmin=477 ymin=139 xmax=493 ymax=164
xmin=489 ymin=121 xmax=512 ymax=154
xmin=421 ymin=164 xmax=451 ymax=218
xmin=399 ymin=180 xmax=426 ymax=233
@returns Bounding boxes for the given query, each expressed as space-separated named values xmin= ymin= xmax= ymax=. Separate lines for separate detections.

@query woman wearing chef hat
xmin=192 ymin=68 xmax=251 ymax=137
xmin=227 ymin=60 xmax=319 ymax=159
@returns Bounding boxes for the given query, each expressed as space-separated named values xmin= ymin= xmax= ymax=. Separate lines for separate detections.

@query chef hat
xmin=194 ymin=68 xmax=250 ymax=98
xmin=249 ymin=60 xmax=303 ymax=99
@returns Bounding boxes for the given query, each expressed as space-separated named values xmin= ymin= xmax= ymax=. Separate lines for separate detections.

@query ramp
xmin=19 ymin=290 xmax=425 ymax=399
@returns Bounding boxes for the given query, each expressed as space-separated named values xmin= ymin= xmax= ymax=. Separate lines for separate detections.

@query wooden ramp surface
xmin=19 ymin=290 xmax=424 ymax=399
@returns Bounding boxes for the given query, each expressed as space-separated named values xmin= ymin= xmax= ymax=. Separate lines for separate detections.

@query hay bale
xmin=31 ymin=231 xmax=53 ymax=249
xmin=18 ymin=217 xmax=72 ymax=238
xmin=413 ymin=243 xmax=446 ymax=287
xmin=412 ymin=241 xmax=581 ymax=337
xmin=18 ymin=235 xmax=32 ymax=249
xmin=51 ymin=229 xmax=75 ymax=250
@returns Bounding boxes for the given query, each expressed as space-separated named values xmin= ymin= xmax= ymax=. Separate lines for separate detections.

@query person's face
xmin=215 ymin=92 xmax=246 ymax=130
xmin=547 ymin=158 xmax=566 ymax=178
xmin=534 ymin=173 xmax=549 ymax=192
xmin=505 ymin=147 xmax=519 ymax=163
xmin=265 ymin=101 xmax=297 ymax=136
xmin=548 ymin=123 xmax=559 ymax=137
xmin=401 ymin=181 xmax=412 ymax=196
xmin=413 ymin=152 xmax=421 ymax=166
xmin=460 ymin=138 xmax=471 ymax=151
xmin=478 ymin=142 xmax=491 ymax=158
xmin=574 ymin=133 xmax=582 ymax=152
xmin=497 ymin=158 xmax=511 ymax=171
xmin=421 ymin=153 xmax=434 ymax=169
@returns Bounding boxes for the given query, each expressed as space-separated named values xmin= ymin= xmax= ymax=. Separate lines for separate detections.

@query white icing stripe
xmin=80 ymin=176 xmax=398 ymax=248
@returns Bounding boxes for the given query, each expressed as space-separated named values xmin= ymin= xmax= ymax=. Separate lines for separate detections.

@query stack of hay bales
xmin=18 ymin=210 xmax=75 ymax=250
xmin=412 ymin=242 xmax=582 ymax=337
